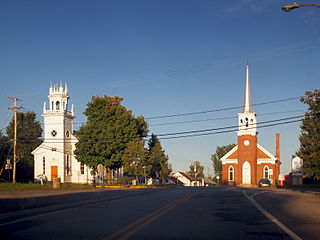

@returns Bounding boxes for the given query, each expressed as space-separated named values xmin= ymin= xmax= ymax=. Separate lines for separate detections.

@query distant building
xmin=291 ymin=156 xmax=303 ymax=185
xmin=221 ymin=65 xmax=280 ymax=185
xmin=32 ymin=82 xmax=94 ymax=183
xmin=173 ymin=172 xmax=204 ymax=186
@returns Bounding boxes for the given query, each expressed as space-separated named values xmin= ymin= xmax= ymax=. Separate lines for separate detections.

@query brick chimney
xmin=276 ymin=132 xmax=280 ymax=161
xmin=275 ymin=132 xmax=280 ymax=183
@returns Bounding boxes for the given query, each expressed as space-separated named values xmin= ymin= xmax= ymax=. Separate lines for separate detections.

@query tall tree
xmin=189 ymin=161 xmax=204 ymax=179
xmin=211 ymin=144 xmax=236 ymax=177
xmin=74 ymin=96 xmax=148 ymax=176
xmin=123 ymin=138 xmax=150 ymax=183
xmin=6 ymin=112 xmax=42 ymax=182
xmin=0 ymin=131 xmax=10 ymax=181
xmin=148 ymin=134 xmax=169 ymax=182
xmin=296 ymin=89 xmax=320 ymax=182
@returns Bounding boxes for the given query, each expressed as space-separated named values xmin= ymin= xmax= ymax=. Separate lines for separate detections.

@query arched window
xmin=264 ymin=166 xmax=269 ymax=179
xmin=66 ymin=155 xmax=70 ymax=175
xmin=56 ymin=101 xmax=60 ymax=110
xmin=229 ymin=166 xmax=234 ymax=181
xmin=43 ymin=156 xmax=45 ymax=174
xmin=51 ymin=101 xmax=54 ymax=110
xmin=245 ymin=118 xmax=249 ymax=127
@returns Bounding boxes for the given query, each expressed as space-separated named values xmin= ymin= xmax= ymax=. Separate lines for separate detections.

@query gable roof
xmin=220 ymin=143 xmax=276 ymax=162
xmin=257 ymin=144 xmax=277 ymax=160
xmin=174 ymin=172 xmax=195 ymax=181
xmin=221 ymin=145 xmax=238 ymax=161
xmin=31 ymin=142 xmax=46 ymax=155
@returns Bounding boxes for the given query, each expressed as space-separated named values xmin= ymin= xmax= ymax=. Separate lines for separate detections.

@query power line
xmin=14 ymin=117 xmax=304 ymax=156
xmin=159 ymin=119 xmax=302 ymax=140
xmin=166 ymin=37 xmax=320 ymax=78
xmin=155 ymin=115 xmax=303 ymax=137
xmin=146 ymin=96 xmax=301 ymax=120
xmin=150 ymin=110 xmax=304 ymax=126
xmin=9 ymin=115 xmax=304 ymax=144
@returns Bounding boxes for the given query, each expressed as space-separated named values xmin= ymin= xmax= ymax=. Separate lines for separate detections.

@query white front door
xmin=242 ymin=161 xmax=251 ymax=184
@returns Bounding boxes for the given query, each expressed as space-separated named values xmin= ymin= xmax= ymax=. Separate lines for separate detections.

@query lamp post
xmin=282 ymin=3 xmax=320 ymax=12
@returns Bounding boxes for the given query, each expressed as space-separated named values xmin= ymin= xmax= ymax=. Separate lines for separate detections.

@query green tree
xmin=123 ymin=138 xmax=150 ymax=184
xmin=189 ymin=161 xmax=204 ymax=179
xmin=296 ymin=89 xmax=320 ymax=182
xmin=211 ymin=144 xmax=236 ymax=179
xmin=6 ymin=112 xmax=42 ymax=182
xmin=74 ymin=96 xmax=148 ymax=176
xmin=0 ymin=131 xmax=10 ymax=181
xmin=148 ymin=134 xmax=169 ymax=182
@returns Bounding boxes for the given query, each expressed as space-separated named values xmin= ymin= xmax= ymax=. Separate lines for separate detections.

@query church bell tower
xmin=237 ymin=65 xmax=258 ymax=185
xmin=42 ymin=81 xmax=75 ymax=182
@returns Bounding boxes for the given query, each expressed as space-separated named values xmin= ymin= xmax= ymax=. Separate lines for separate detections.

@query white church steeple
xmin=45 ymin=81 xmax=71 ymax=112
xmin=238 ymin=65 xmax=257 ymax=136
xmin=42 ymin=82 xmax=75 ymax=141
xmin=243 ymin=65 xmax=253 ymax=113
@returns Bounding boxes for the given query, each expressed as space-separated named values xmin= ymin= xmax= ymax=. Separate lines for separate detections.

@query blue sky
xmin=0 ymin=0 xmax=319 ymax=175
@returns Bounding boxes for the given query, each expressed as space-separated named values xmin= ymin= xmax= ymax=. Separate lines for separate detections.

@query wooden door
xmin=51 ymin=166 xmax=58 ymax=180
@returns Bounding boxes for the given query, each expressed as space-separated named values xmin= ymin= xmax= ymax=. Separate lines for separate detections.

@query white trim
xmin=257 ymin=159 xmax=275 ymax=164
xmin=222 ymin=159 xmax=238 ymax=165
xmin=257 ymin=144 xmax=277 ymax=160
xmin=221 ymin=145 xmax=238 ymax=161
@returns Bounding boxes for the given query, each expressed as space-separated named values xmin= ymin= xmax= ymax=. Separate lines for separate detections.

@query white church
xmin=32 ymin=82 xmax=94 ymax=183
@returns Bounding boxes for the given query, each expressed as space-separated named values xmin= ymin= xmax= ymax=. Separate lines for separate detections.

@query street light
xmin=282 ymin=2 xmax=320 ymax=12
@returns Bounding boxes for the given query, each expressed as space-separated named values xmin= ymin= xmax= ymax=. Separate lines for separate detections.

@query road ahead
xmin=1 ymin=186 xmax=319 ymax=240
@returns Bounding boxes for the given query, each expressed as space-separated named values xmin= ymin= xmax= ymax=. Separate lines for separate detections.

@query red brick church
xmin=221 ymin=65 xmax=280 ymax=185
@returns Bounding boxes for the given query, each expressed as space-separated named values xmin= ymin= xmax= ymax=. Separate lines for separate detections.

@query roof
xmin=174 ymin=172 xmax=195 ymax=181
xmin=221 ymin=143 xmax=277 ymax=163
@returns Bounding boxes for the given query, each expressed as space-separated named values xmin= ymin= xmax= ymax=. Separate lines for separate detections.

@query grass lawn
xmin=0 ymin=182 xmax=95 ymax=191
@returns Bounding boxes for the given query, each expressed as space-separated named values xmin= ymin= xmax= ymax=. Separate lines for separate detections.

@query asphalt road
xmin=0 ymin=186 xmax=319 ymax=240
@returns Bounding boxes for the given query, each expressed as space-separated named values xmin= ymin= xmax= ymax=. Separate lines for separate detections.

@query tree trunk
xmin=136 ymin=175 xmax=139 ymax=185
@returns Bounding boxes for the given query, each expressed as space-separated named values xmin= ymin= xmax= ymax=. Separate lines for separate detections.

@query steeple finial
xmin=49 ymin=81 xmax=53 ymax=94
xmin=243 ymin=65 xmax=253 ymax=113
xmin=65 ymin=82 xmax=68 ymax=95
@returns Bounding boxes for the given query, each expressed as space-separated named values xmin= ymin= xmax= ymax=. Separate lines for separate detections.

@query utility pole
xmin=194 ymin=161 xmax=198 ymax=186
xmin=8 ymin=97 xmax=22 ymax=183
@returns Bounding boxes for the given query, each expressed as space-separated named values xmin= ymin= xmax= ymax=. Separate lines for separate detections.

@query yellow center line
xmin=105 ymin=191 xmax=201 ymax=240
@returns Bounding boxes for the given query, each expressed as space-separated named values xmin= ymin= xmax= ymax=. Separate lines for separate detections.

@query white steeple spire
xmin=65 ymin=82 xmax=68 ymax=95
xmin=238 ymin=65 xmax=257 ymax=136
xmin=243 ymin=65 xmax=253 ymax=113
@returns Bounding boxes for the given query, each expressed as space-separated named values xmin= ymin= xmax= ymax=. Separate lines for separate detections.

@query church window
xmin=66 ymin=155 xmax=70 ymax=175
xmin=80 ymin=162 xmax=84 ymax=174
xmin=245 ymin=118 xmax=249 ymax=127
xmin=240 ymin=119 xmax=243 ymax=124
xmin=56 ymin=101 xmax=60 ymax=110
xmin=51 ymin=101 xmax=54 ymax=110
xmin=43 ymin=157 xmax=45 ymax=174
xmin=229 ymin=166 xmax=234 ymax=181
xmin=251 ymin=119 xmax=254 ymax=123
xmin=264 ymin=166 xmax=269 ymax=179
